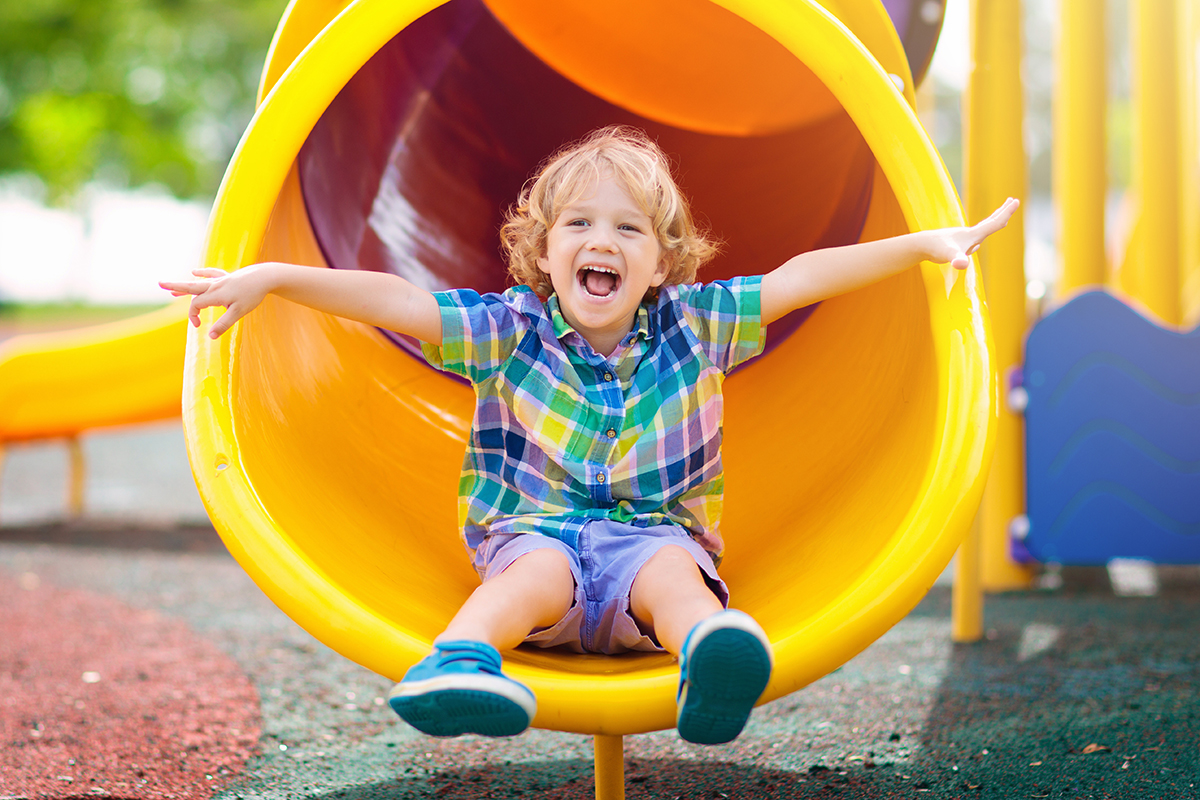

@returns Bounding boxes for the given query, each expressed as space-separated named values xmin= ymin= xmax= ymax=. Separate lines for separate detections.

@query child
xmin=162 ymin=126 xmax=1017 ymax=746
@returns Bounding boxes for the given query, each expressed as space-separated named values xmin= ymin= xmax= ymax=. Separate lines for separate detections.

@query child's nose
xmin=586 ymin=226 xmax=618 ymax=252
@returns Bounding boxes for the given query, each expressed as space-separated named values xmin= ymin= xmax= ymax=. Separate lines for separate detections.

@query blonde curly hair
xmin=501 ymin=126 xmax=718 ymax=300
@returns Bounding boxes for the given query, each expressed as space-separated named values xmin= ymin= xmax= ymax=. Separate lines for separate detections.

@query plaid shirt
xmin=421 ymin=277 xmax=765 ymax=564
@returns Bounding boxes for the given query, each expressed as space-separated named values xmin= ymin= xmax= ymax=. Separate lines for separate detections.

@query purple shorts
xmin=475 ymin=520 xmax=729 ymax=655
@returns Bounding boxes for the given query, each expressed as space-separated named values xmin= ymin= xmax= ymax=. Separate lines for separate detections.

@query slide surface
xmin=4 ymin=0 xmax=990 ymax=737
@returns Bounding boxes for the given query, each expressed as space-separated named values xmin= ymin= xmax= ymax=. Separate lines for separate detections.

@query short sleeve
xmin=672 ymin=276 xmax=766 ymax=373
xmin=420 ymin=288 xmax=532 ymax=385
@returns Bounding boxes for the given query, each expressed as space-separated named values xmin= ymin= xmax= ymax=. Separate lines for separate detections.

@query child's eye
xmin=619 ymin=224 xmax=641 ymax=233
xmin=567 ymin=219 xmax=589 ymax=227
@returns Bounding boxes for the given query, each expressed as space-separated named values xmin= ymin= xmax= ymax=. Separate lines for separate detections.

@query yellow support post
xmin=916 ymin=65 xmax=937 ymax=132
xmin=952 ymin=514 xmax=984 ymax=642
xmin=594 ymin=734 xmax=625 ymax=800
xmin=67 ymin=435 xmax=85 ymax=518
xmin=1178 ymin=0 xmax=1200 ymax=325
xmin=1054 ymin=0 xmax=1107 ymax=295
xmin=1128 ymin=0 xmax=1182 ymax=324
xmin=965 ymin=0 xmax=1035 ymax=592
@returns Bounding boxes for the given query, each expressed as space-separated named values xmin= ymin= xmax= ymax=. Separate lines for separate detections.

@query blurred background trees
xmin=0 ymin=0 xmax=282 ymax=203
xmin=0 ymin=0 xmax=1134 ymax=309
xmin=0 ymin=0 xmax=1125 ymax=208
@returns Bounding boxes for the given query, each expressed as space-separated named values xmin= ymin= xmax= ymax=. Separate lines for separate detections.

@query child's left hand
xmin=927 ymin=197 xmax=1021 ymax=270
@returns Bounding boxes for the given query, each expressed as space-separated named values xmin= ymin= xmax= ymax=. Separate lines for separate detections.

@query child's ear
xmin=650 ymin=253 xmax=671 ymax=287
xmin=536 ymin=254 xmax=551 ymax=274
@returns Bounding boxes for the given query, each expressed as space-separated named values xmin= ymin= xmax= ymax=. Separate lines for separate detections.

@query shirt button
xmin=606 ymin=428 xmax=616 ymax=439
xmin=596 ymin=473 xmax=607 ymax=484
xmin=603 ymin=372 xmax=613 ymax=382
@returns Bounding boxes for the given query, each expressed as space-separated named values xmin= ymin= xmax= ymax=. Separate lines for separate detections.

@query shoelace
xmin=433 ymin=644 xmax=503 ymax=675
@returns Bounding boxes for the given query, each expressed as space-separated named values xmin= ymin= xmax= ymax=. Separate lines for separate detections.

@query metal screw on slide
xmin=1006 ymin=385 xmax=1029 ymax=413
xmin=1008 ymin=514 xmax=1030 ymax=541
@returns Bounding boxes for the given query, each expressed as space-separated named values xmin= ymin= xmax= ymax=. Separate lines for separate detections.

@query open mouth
xmin=579 ymin=266 xmax=621 ymax=298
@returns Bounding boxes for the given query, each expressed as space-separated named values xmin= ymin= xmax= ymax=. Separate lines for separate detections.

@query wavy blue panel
xmin=1024 ymin=290 xmax=1200 ymax=564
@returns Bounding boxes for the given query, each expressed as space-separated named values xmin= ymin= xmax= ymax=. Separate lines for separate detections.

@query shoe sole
xmin=677 ymin=616 xmax=772 ymax=745
xmin=388 ymin=674 xmax=535 ymax=738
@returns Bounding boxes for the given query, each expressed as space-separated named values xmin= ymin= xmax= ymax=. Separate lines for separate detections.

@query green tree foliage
xmin=0 ymin=0 xmax=283 ymax=202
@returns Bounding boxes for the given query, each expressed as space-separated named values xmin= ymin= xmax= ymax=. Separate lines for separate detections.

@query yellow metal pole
xmin=594 ymin=734 xmax=625 ymax=800
xmin=1054 ymin=0 xmax=1107 ymax=295
xmin=1178 ymin=0 xmax=1200 ymax=325
xmin=67 ymin=435 xmax=85 ymax=518
xmin=952 ymin=514 xmax=984 ymax=642
xmin=1128 ymin=0 xmax=1182 ymax=324
xmin=916 ymin=66 xmax=937 ymax=133
xmin=965 ymin=0 xmax=1034 ymax=592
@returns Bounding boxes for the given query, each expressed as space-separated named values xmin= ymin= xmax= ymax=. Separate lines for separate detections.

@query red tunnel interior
xmin=296 ymin=0 xmax=878 ymax=360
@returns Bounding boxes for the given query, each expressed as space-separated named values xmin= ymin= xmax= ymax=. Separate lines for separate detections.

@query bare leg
xmin=629 ymin=544 xmax=723 ymax=654
xmin=436 ymin=547 xmax=575 ymax=651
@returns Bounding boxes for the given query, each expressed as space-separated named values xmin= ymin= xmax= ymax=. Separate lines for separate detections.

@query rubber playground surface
xmin=1 ymin=430 xmax=1198 ymax=799
xmin=0 ymin=520 xmax=1196 ymax=800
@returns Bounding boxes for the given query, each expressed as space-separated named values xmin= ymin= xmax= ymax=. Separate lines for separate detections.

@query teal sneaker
xmin=387 ymin=640 xmax=535 ymax=737
xmin=676 ymin=610 xmax=773 ymax=745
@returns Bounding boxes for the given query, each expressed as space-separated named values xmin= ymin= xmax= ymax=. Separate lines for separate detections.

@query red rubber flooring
xmin=1 ymin=572 xmax=260 ymax=798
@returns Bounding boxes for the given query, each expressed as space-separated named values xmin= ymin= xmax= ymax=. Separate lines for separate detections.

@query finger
xmin=210 ymin=306 xmax=243 ymax=339
xmin=187 ymin=289 xmax=230 ymax=317
xmin=163 ymin=279 xmax=223 ymax=297
xmin=189 ymin=298 xmax=203 ymax=328
xmin=965 ymin=201 xmax=1019 ymax=248
xmin=986 ymin=197 xmax=1020 ymax=228
xmin=975 ymin=206 xmax=1014 ymax=236
xmin=950 ymin=251 xmax=970 ymax=270
xmin=160 ymin=280 xmax=204 ymax=296
xmin=192 ymin=268 xmax=228 ymax=278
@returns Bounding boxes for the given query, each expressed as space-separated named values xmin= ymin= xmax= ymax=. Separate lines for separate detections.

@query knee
xmin=638 ymin=545 xmax=711 ymax=595
xmin=503 ymin=546 xmax=575 ymax=592
xmin=643 ymin=544 xmax=702 ymax=576
xmin=512 ymin=546 xmax=571 ymax=573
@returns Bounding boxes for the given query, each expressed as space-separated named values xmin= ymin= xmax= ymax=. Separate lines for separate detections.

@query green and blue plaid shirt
xmin=421 ymin=277 xmax=765 ymax=564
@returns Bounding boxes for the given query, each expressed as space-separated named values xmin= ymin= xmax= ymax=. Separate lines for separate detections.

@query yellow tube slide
xmin=185 ymin=0 xmax=996 ymax=735
xmin=0 ymin=304 xmax=185 ymax=442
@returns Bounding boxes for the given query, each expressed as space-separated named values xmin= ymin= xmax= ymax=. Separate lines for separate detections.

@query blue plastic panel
xmin=1024 ymin=291 xmax=1200 ymax=564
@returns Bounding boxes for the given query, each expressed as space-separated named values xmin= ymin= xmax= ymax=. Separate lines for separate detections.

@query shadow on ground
xmin=6 ymin=521 xmax=1197 ymax=800
xmin=908 ymin=569 xmax=1200 ymax=799
xmin=0 ymin=520 xmax=227 ymax=553
xmin=316 ymin=571 xmax=1200 ymax=800
xmin=306 ymin=757 xmax=916 ymax=799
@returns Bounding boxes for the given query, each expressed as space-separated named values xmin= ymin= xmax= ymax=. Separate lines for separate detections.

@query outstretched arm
xmin=160 ymin=262 xmax=442 ymax=343
xmin=760 ymin=198 xmax=1019 ymax=325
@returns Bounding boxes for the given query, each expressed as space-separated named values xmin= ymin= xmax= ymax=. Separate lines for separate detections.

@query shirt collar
xmin=546 ymin=294 xmax=655 ymax=347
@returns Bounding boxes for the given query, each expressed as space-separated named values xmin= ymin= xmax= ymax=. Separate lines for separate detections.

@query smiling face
xmin=537 ymin=171 xmax=668 ymax=356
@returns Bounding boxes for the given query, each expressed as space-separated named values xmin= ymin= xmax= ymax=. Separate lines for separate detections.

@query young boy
xmin=163 ymin=127 xmax=1017 ymax=746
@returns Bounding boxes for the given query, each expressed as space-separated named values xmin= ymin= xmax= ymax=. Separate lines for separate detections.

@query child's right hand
xmin=159 ymin=265 xmax=273 ymax=339
xmin=923 ymin=197 xmax=1021 ymax=270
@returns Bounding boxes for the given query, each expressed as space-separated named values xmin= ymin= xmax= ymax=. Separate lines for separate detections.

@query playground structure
xmin=957 ymin=0 xmax=1200 ymax=624
xmin=0 ymin=0 xmax=1197 ymax=798
xmin=0 ymin=305 xmax=186 ymax=514
xmin=1021 ymin=291 xmax=1200 ymax=564
xmin=187 ymin=0 xmax=988 ymax=774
